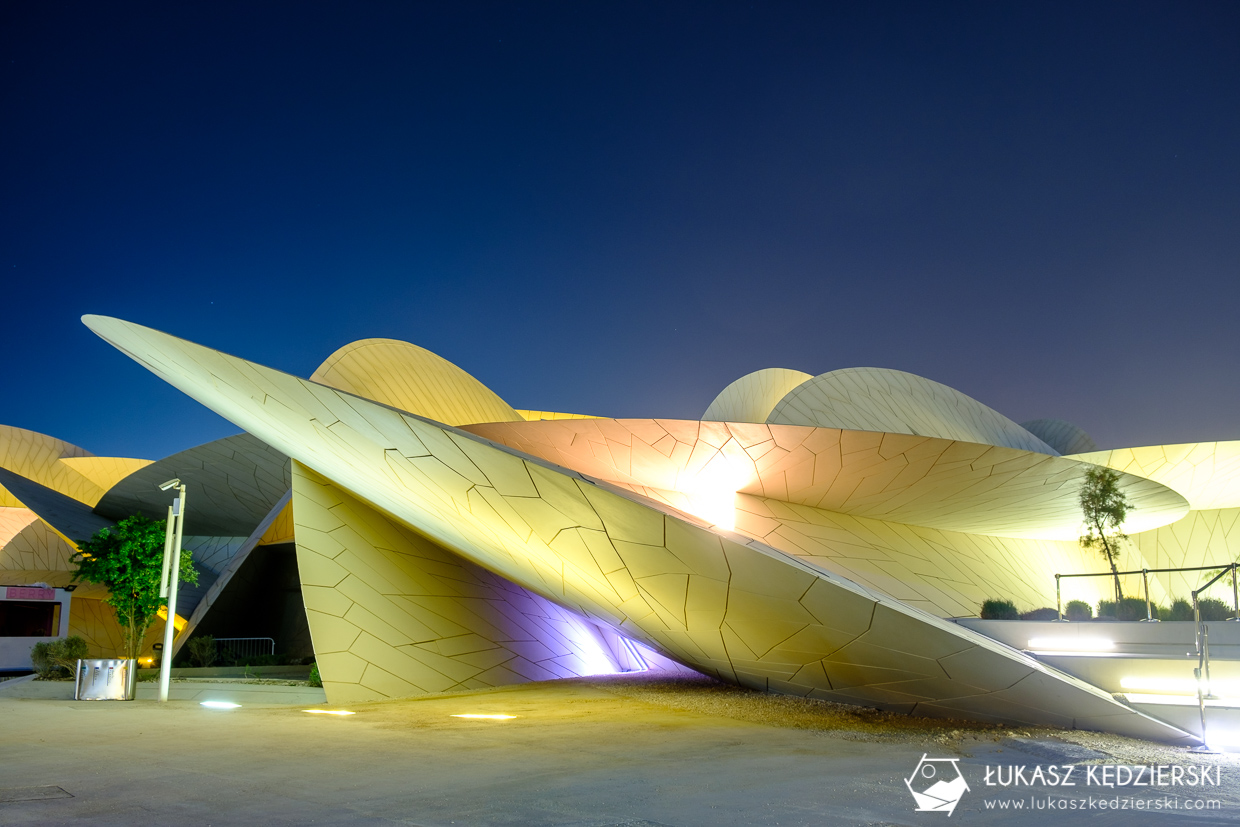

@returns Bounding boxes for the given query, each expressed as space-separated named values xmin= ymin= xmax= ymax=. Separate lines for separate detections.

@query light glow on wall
xmin=1026 ymin=637 xmax=1113 ymax=652
xmin=679 ymin=458 xmax=753 ymax=531
xmin=156 ymin=606 xmax=188 ymax=631
xmin=1123 ymin=693 xmax=1240 ymax=707
xmin=1120 ymin=676 xmax=1240 ymax=695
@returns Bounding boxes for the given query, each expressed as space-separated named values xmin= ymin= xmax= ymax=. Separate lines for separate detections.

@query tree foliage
xmin=70 ymin=515 xmax=197 ymax=660
xmin=1079 ymin=466 xmax=1132 ymax=602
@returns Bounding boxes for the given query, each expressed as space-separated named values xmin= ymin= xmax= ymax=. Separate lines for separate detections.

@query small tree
xmin=1079 ymin=467 xmax=1132 ymax=603
xmin=70 ymin=515 xmax=198 ymax=660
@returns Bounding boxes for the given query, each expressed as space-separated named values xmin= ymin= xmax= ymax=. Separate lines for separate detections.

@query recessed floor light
xmin=200 ymin=701 xmax=241 ymax=709
xmin=303 ymin=709 xmax=355 ymax=716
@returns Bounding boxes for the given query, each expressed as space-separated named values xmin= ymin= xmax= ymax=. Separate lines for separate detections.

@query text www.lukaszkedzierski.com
xmin=984 ymin=796 xmax=1221 ymax=811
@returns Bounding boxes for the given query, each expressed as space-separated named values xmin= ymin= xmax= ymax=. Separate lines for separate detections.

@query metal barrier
xmin=75 ymin=658 xmax=137 ymax=700
xmin=1054 ymin=562 xmax=1240 ymax=621
xmin=214 ymin=637 xmax=275 ymax=660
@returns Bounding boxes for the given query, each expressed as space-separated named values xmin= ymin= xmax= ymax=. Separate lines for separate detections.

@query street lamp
xmin=157 ymin=478 xmax=186 ymax=703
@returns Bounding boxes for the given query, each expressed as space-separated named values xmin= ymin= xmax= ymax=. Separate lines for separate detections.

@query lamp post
xmin=157 ymin=478 xmax=187 ymax=703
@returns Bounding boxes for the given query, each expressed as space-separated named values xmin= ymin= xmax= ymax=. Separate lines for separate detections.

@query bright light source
xmin=450 ymin=713 xmax=516 ymax=720
xmin=302 ymin=709 xmax=355 ymax=716
xmin=155 ymin=606 xmax=188 ymax=631
xmin=679 ymin=457 xmax=753 ymax=531
xmin=1119 ymin=676 xmax=1240 ymax=695
xmin=1206 ymin=729 xmax=1240 ymax=749
xmin=200 ymin=701 xmax=241 ymax=709
xmin=1124 ymin=693 xmax=1240 ymax=707
xmin=1026 ymin=637 xmax=1113 ymax=652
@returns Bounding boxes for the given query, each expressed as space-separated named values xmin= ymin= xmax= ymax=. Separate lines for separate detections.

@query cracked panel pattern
xmin=1020 ymin=419 xmax=1098 ymax=456
xmin=702 ymin=368 xmax=813 ymax=423
xmin=259 ymin=500 xmax=295 ymax=545
xmin=1071 ymin=442 xmax=1240 ymax=512
xmin=463 ymin=419 xmax=1188 ymax=541
xmin=516 ymin=410 xmax=601 ymax=421
xmin=182 ymin=535 xmax=250 ymax=576
xmin=293 ymin=462 xmax=625 ymax=703
xmin=311 ymin=338 xmax=522 ymax=426
xmin=94 ymin=433 xmax=291 ymax=536
xmin=0 ymin=425 xmax=112 ymax=507
xmin=0 ymin=506 xmax=77 ymax=573
xmin=1128 ymin=508 xmax=1240 ymax=602
xmin=57 ymin=456 xmax=154 ymax=496
xmin=82 ymin=315 xmax=1194 ymax=743
xmin=767 ymin=368 xmax=1059 ymax=456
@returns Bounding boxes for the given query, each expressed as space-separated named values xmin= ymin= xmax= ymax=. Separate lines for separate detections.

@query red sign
xmin=5 ymin=586 xmax=55 ymax=600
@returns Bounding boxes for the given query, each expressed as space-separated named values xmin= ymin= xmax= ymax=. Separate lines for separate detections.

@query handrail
xmin=1055 ymin=562 xmax=1240 ymax=622
xmin=1194 ymin=624 xmax=1211 ymax=750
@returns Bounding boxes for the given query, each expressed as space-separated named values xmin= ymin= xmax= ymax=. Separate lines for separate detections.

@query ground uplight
xmin=200 ymin=701 xmax=241 ymax=709
xmin=303 ymin=709 xmax=356 ymax=716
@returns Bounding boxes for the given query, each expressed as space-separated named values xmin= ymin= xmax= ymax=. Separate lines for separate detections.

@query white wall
xmin=0 ymin=587 xmax=73 ymax=672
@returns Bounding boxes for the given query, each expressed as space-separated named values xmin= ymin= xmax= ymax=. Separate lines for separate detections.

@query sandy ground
xmin=1 ymin=674 xmax=1238 ymax=826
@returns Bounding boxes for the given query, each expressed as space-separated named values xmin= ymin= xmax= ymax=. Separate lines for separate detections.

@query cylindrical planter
xmin=74 ymin=658 xmax=137 ymax=700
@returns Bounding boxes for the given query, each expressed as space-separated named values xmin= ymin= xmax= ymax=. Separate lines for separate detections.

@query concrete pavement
xmin=2 ymin=675 xmax=1238 ymax=826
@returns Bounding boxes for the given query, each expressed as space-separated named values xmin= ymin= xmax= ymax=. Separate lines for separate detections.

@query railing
xmin=1054 ymin=562 xmax=1240 ymax=622
xmin=1190 ymin=566 xmax=1234 ymax=751
xmin=214 ymin=637 xmax=275 ymax=660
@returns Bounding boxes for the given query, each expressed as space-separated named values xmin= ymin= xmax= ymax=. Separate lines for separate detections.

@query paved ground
xmin=2 ymin=674 xmax=1238 ymax=826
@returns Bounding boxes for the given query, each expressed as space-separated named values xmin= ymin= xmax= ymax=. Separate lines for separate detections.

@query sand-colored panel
xmin=0 ymin=425 xmax=107 ymax=507
xmin=57 ymin=456 xmax=153 ymax=499
xmin=702 ymin=368 xmax=813 ymax=424
xmin=1072 ymin=441 xmax=1240 ymax=511
xmin=81 ymin=315 xmax=1197 ymax=742
xmin=291 ymin=462 xmax=624 ymax=704
xmin=767 ymin=368 xmax=1058 ymax=455
xmin=311 ymin=338 xmax=522 ymax=426
xmin=465 ymin=418 xmax=1188 ymax=540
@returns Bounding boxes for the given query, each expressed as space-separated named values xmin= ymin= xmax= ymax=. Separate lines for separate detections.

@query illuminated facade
xmin=3 ymin=315 xmax=1239 ymax=745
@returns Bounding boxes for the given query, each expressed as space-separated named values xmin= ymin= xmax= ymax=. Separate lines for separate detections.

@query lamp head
xmin=157 ymin=478 xmax=181 ymax=491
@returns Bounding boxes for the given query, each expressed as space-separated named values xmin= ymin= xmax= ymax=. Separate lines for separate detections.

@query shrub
xmin=239 ymin=654 xmax=278 ymax=667
xmin=29 ymin=637 xmax=88 ymax=678
xmin=30 ymin=642 xmax=59 ymax=678
xmin=1097 ymin=600 xmax=1116 ymax=619
xmin=1199 ymin=597 xmax=1233 ymax=622
xmin=1020 ymin=607 xmax=1059 ymax=621
xmin=980 ymin=599 xmax=1019 ymax=620
xmin=308 ymin=662 xmax=322 ymax=688
xmin=1160 ymin=597 xmax=1190 ymax=617
xmin=186 ymin=635 xmax=218 ymax=668
xmin=1167 ymin=598 xmax=1194 ymax=621
xmin=1064 ymin=600 xmax=1093 ymax=621
xmin=1115 ymin=596 xmax=1150 ymax=621
xmin=50 ymin=636 xmax=88 ymax=672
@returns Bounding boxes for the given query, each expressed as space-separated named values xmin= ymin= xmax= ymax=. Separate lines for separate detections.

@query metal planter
xmin=74 ymin=658 xmax=137 ymax=700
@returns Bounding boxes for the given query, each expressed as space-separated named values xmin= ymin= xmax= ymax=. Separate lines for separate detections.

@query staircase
xmin=957 ymin=618 xmax=1240 ymax=751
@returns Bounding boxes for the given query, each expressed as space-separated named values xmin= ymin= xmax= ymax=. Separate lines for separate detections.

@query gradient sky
xmin=3 ymin=2 xmax=1238 ymax=461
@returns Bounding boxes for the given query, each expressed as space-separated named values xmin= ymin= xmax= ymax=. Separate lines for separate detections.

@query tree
xmin=70 ymin=515 xmax=198 ymax=660
xmin=1079 ymin=467 xmax=1132 ymax=603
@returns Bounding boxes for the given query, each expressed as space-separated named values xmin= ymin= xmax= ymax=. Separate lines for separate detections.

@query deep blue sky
xmin=3 ymin=2 xmax=1238 ymax=460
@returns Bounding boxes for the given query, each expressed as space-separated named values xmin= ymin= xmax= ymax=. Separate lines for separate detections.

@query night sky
xmin=3 ymin=2 xmax=1238 ymax=461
